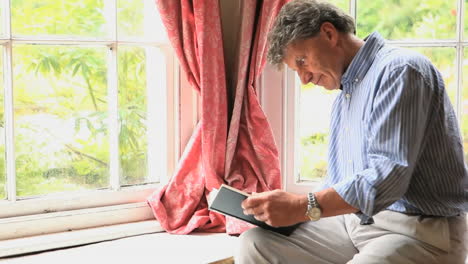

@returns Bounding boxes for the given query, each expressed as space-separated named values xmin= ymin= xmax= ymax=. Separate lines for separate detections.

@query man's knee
xmin=236 ymin=228 xmax=274 ymax=264
xmin=350 ymin=234 xmax=441 ymax=264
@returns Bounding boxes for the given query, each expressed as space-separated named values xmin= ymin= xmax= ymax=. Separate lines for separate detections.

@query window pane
xmin=11 ymin=0 xmax=110 ymax=38
xmin=357 ymin=0 xmax=457 ymax=40
xmin=328 ymin=0 xmax=348 ymax=13
xmin=118 ymin=0 xmax=167 ymax=42
xmin=13 ymin=45 xmax=109 ymax=197
xmin=118 ymin=46 xmax=149 ymax=185
xmin=298 ymin=80 xmax=339 ymax=181
xmin=0 ymin=49 xmax=4 ymax=199
xmin=408 ymin=47 xmax=457 ymax=105
xmin=462 ymin=48 xmax=468 ymax=163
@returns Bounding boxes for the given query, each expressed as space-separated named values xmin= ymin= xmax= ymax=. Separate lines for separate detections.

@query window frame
xmin=0 ymin=0 xmax=199 ymax=241
xmin=260 ymin=64 xmax=316 ymax=194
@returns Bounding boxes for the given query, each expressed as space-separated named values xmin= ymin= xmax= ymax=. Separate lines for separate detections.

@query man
xmin=235 ymin=0 xmax=467 ymax=263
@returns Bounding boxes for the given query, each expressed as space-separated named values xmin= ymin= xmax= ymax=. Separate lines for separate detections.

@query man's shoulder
xmin=373 ymin=46 xmax=436 ymax=79
xmin=377 ymin=46 xmax=431 ymax=69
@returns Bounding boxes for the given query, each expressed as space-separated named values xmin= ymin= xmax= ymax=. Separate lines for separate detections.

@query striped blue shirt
xmin=324 ymin=32 xmax=468 ymax=220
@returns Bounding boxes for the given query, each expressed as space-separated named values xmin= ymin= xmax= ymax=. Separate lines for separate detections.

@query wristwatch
xmin=306 ymin=192 xmax=322 ymax=221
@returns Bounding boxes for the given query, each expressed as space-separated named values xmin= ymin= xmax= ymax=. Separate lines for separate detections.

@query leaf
xmin=81 ymin=63 xmax=90 ymax=78
xmin=74 ymin=118 xmax=81 ymax=132
xmin=128 ymin=132 xmax=139 ymax=150
xmin=72 ymin=63 xmax=81 ymax=76
xmin=49 ymin=58 xmax=62 ymax=75
xmin=41 ymin=58 xmax=51 ymax=73
xmin=86 ymin=119 xmax=95 ymax=133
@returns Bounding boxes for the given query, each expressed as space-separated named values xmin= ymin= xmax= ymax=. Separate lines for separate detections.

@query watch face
xmin=308 ymin=207 xmax=322 ymax=221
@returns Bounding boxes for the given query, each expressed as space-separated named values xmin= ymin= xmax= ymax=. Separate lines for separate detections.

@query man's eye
xmin=297 ymin=58 xmax=305 ymax=66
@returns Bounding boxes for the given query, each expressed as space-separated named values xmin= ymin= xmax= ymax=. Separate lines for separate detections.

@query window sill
xmin=1 ymin=225 xmax=238 ymax=264
xmin=0 ymin=184 xmax=160 ymax=219
xmin=0 ymin=201 xmax=156 ymax=241
xmin=0 ymin=220 xmax=164 ymax=258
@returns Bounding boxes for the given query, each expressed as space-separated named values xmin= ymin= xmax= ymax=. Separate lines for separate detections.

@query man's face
xmin=283 ymin=30 xmax=343 ymax=90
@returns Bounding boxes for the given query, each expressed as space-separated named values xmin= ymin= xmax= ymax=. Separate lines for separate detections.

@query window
xmin=0 ymin=0 xmax=187 ymax=241
xmin=268 ymin=0 xmax=468 ymax=194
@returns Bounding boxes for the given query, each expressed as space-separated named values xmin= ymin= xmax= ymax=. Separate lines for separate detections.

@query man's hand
xmin=241 ymin=190 xmax=309 ymax=227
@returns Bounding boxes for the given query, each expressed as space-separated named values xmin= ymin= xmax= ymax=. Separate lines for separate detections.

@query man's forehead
xmin=284 ymin=44 xmax=303 ymax=62
xmin=285 ymin=41 xmax=300 ymax=54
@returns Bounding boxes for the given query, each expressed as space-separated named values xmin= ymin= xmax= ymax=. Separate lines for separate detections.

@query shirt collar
xmin=341 ymin=32 xmax=385 ymax=87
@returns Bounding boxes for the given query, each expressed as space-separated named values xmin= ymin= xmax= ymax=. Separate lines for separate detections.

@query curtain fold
xmin=147 ymin=0 xmax=289 ymax=235
xmin=147 ymin=0 xmax=227 ymax=234
xmin=223 ymin=0 xmax=289 ymax=234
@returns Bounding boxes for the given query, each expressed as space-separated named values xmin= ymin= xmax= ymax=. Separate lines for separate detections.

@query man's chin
xmin=322 ymin=85 xmax=339 ymax=90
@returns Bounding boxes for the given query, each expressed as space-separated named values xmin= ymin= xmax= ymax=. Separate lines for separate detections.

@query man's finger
xmin=253 ymin=212 xmax=265 ymax=222
xmin=243 ymin=207 xmax=259 ymax=215
xmin=242 ymin=193 xmax=268 ymax=209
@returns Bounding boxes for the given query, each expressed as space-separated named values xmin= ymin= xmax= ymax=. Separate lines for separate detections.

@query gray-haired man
xmin=236 ymin=0 xmax=467 ymax=263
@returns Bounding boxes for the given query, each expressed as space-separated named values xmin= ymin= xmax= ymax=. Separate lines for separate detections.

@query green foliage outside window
xmin=118 ymin=47 xmax=149 ymax=185
xmin=13 ymin=45 xmax=110 ymax=196
xmin=330 ymin=0 xmax=348 ymax=12
xmin=11 ymin=0 xmax=108 ymax=37
xmin=300 ymin=132 xmax=328 ymax=180
xmin=0 ymin=0 xmax=157 ymax=198
xmin=357 ymin=0 xmax=457 ymax=40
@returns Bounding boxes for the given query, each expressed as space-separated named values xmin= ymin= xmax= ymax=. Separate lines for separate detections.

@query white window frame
xmin=262 ymin=0 xmax=467 ymax=195
xmin=0 ymin=0 xmax=199 ymax=244
xmin=261 ymin=64 xmax=314 ymax=194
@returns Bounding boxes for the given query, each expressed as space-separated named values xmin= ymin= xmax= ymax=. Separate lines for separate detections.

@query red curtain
xmin=147 ymin=0 xmax=289 ymax=235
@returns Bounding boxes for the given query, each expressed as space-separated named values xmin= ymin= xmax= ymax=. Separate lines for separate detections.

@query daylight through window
xmin=0 ymin=0 xmax=171 ymax=200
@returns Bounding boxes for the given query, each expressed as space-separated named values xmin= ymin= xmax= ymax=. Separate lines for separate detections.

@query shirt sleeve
xmin=333 ymin=64 xmax=436 ymax=217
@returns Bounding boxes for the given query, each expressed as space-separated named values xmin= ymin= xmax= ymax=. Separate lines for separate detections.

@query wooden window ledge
xmin=0 ymin=221 xmax=239 ymax=264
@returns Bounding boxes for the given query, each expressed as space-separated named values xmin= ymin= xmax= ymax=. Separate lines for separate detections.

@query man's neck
xmin=341 ymin=34 xmax=365 ymax=71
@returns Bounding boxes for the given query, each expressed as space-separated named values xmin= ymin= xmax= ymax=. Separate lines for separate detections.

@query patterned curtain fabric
xmin=147 ymin=0 xmax=289 ymax=235
xmin=223 ymin=0 xmax=289 ymax=234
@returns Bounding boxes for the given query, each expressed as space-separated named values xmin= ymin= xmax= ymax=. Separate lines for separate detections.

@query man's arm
xmin=315 ymin=187 xmax=359 ymax=217
xmin=241 ymin=187 xmax=358 ymax=227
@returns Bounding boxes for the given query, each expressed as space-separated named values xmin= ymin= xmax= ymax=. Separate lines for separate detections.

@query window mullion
xmin=107 ymin=0 xmax=119 ymax=190
xmin=108 ymin=43 xmax=120 ymax=190
xmin=284 ymin=68 xmax=315 ymax=194
xmin=3 ymin=0 xmax=10 ymax=37
xmin=4 ymin=0 xmax=14 ymax=201
xmin=456 ymin=0 xmax=465 ymax=122
xmin=4 ymin=42 xmax=14 ymax=201
xmin=457 ymin=0 xmax=465 ymax=42
xmin=109 ymin=0 xmax=117 ymax=41
xmin=165 ymin=48 xmax=177 ymax=182
xmin=350 ymin=0 xmax=357 ymax=22
xmin=146 ymin=47 xmax=168 ymax=184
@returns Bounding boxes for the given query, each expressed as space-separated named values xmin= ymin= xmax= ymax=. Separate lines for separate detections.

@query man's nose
xmin=298 ymin=70 xmax=311 ymax=85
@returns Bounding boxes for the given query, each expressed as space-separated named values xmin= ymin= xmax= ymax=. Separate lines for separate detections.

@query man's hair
xmin=267 ymin=0 xmax=356 ymax=66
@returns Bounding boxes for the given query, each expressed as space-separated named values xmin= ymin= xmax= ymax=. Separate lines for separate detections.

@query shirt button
xmin=345 ymin=93 xmax=351 ymax=99
xmin=354 ymin=78 xmax=359 ymax=83
xmin=348 ymin=159 xmax=352 ymax=163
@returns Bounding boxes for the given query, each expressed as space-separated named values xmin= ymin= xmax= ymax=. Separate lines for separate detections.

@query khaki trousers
xmin=235 ymin=210 xmax=467 ymax=264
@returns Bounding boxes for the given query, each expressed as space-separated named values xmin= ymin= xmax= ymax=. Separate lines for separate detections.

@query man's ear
xmin=320 ymin=22 xmax=338 ymax=46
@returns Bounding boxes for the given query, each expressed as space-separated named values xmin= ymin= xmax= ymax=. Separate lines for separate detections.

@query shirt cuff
xmin=332 ymin=177 xmax=378 ymax=217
